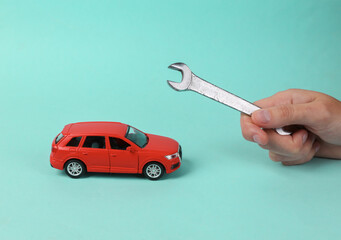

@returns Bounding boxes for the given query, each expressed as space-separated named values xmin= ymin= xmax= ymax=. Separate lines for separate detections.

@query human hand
xmin=240 ymin=89 xmax=341 ymax=165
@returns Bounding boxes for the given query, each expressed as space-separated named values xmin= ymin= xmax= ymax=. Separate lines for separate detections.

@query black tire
xmin=64 ymin=160 xmax=86 ymax=178
xmin=143 ymin=162 xmax=165 ymax=180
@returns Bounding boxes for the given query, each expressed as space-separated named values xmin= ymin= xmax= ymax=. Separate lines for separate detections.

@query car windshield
xmin=125 ymin=126 xmax=148 ymax=148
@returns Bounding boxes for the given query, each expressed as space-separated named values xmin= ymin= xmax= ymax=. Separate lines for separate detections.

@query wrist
xmin=315 ymin=142 xmax=341 ymax=159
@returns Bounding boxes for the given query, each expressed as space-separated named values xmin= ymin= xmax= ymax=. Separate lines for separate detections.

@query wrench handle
xmin=189 ymin=74 xmax=260 ymax=115
xmin=188 ymin=74 xmax=291 ymax=135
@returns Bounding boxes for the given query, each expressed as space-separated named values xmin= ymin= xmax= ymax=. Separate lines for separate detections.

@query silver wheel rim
xmin=146 ymin=164 xmax=162 ymax=178
xmin=67 ymin=162 xmax=82 ymax=176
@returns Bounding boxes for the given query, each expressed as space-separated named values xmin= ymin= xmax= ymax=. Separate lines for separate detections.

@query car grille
xmin=179 ymin=145 xmax=182 ymax=159
xmin=171 ymin=162 xmax=180 ymax=170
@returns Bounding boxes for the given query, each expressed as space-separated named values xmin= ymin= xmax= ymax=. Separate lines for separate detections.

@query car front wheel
xmin=143 ymin=162 xmax=164 ymax=180
xmin=65 ymin=160 xmax=86 ymax=178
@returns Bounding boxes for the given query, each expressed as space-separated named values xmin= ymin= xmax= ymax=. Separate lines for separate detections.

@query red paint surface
xmin=50 ymin=122 xmax=181 ymax=175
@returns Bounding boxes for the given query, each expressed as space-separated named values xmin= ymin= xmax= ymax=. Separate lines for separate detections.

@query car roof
xmin=62 ymin=122 xmax=128 ymax=136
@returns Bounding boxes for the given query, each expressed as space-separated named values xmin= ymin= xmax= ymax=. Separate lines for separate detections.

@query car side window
xmin=109 ymin=137 xmax=130 ymax=150
xmin=82 ymin=136 xmax=106 ymax=149
xmin=66 ymin=136 xmax=82 ymax=147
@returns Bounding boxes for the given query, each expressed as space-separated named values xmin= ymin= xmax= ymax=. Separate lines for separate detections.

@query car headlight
xmin=165 ymin=153 xmax=179 ymax=160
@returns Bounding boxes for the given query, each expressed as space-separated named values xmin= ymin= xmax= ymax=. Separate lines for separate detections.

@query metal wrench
xmin=167 ymin=62 xmax=291 ymax=136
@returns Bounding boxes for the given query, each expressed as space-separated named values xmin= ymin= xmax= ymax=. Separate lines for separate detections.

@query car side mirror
xmin=126 ymin=146 xmax=136 ymax=153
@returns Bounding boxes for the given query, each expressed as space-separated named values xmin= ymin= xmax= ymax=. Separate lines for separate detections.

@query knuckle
xmin=274 ymin=90 xmax=286 ymax=97
xmin=240 ymin=114 xmax=249 ymax=125
xmin=290 ymin=147 xmax=301 ymax=155
xmin=286 ymin=88 xmax=299 ymax=93
xmin=282 ymin=161 xmax=298 ymax=166
xmin=282 ymin=161 xmax=293 ymax=166
xmin=241 ymin=131 xmax=249 ymax=141
xmin=289 ymin=141 xmax=303 ymax=155
xmin=314 ymin=101 xmax=332 ymax=123
xmin=240 ymin=127 xmax=252 ymax=141
xmin=277 ymin=105 xmax=294 ymax=121
xmin=258 ymin=144 xmax=269 ymax=150
xmin=269 ymin=152 xmax=285 ymax=162
xmin=273 ymin=91 xmax=285 ymax=98
xmin=288 ymin=143 xmax=312 ymax=158
xmin=274 ymin=89 xmax=295 ymax=97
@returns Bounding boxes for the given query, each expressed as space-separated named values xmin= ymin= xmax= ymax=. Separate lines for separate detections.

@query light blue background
xmin=1 ymin=0 xmax=341 ymax=239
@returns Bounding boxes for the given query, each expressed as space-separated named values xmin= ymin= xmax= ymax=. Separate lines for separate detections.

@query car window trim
xmin=109 ymin=136 xmax=131 ymax=150
xmin=66 ymin=136 xmax=82 ymax=147
xmin=81 ymin=135 xmax=107 ymax=149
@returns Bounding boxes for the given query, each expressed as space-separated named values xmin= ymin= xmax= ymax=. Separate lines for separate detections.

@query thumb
xmin=251 ymin=103 xmax=312 ymax=128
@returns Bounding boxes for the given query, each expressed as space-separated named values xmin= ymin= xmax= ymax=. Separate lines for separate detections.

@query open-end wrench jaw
xmin=167 ymin=62 xmax=192 ymax=91
xmin=167 ymin=62 xmax=293 ymax=136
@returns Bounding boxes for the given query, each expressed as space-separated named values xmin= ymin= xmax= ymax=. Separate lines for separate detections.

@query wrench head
xmin=167 ymin=62 xmax=192 ymax=91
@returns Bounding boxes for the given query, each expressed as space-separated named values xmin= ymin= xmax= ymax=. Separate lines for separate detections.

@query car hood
xmin=143 ymin=134 xmax=179 ymax=154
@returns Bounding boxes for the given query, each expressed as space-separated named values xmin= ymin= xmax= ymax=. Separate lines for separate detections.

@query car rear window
xmin=66 ymin=136 xmax=82 ymax=147
xmin=55 ymin=133 xmax=64 ymax=144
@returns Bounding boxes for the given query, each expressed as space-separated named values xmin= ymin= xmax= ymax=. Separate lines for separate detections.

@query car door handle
xmin=111 ymin=154 xmax=117 ymax=157
xmin=82 ymin=152 xmax=88 ymax=155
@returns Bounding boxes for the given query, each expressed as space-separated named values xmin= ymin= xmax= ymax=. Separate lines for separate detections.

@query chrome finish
xmin=67 ymin=162 xmax=82 ymax=176
xmin=168 ymin=63 xmax=291 ymax=136
xmin=146 ymin=164 xmax=162 ymax=178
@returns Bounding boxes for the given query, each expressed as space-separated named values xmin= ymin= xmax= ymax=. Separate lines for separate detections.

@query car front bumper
xmin=164 ymin=156 xmax=181 ymax=174
xmin=164 ymin=144 xmax=182 ymax=174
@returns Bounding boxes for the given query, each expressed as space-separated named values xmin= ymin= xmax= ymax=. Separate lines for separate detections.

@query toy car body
xmin=50 ymin=122 xmax=182 ymax=180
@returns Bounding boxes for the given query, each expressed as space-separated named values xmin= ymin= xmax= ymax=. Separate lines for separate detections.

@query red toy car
xmin=50 ymin=122 xmax=182 ymax=180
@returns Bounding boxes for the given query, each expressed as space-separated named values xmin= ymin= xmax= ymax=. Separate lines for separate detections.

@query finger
xmin=269 ymin=151 xmax=296 ymax=162
xmin=254 ymin=89 xmax=316 ymax=109
xmin=254 ymin=94 xmax=292 ymax=109
xmin=279 ymin=133 xmax=316 ymax=164
xmin=251 ymin=103 xmax=316 ymax=128
xmin=240 ymin=113 xmax=268 ymax=145
xmin=260 ymin=129 xmax=308 ymax=154
xmin=282 ymin=140 xmax=320 ymax=166
xmin=294 ymin=133 xmax=316 ymax=159
xmin=267 ymin=130 xmax=313 ymax=162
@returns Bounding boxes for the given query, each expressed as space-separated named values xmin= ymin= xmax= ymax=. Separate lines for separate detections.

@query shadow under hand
xmin=284 ymin=157 xmax=341 ymax=170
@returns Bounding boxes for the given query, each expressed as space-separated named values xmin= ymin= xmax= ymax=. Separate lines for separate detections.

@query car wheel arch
xmin=142 ymin=160 xmax=165 ymax=172
xmin=64 ymin=158 xmax=87 ymax=171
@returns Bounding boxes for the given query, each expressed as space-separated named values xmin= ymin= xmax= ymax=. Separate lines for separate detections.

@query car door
xmin=80 ymin=136 xmax=110 ymax=172
xmin=108 ymin=136 xmax=138 ymax=173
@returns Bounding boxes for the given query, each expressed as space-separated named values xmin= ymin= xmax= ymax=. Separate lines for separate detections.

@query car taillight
xmin=52 ymin=145 xmax=58 ymax=153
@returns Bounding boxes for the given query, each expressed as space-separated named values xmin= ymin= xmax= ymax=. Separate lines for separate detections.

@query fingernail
xmin=253 ymin=135 xmax=263 ymax=145
xmin=254 ymin=110 xmax=271 ymax=123
xmin=302 ymin=133 xmax=308 ymax=144
xmin=315 ymin=143 xmax=320 ymax=153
